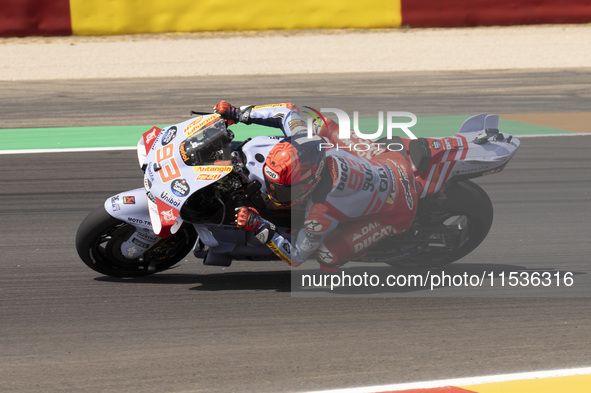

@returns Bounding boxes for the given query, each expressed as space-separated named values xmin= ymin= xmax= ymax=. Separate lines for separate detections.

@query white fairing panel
xmin=241 ymin=135 xmax=283 ymax=193
xmin=455 ymin=113 xmax=520 ymax=177
xmin=419 ymin=113 xmax=520 ymax=198
xmin=140 ymin=115 xmax=233 ymax=236
xmin=104 ymin=188 xmax=153 ymax=231
xmin=103 ymin=188 xmax=160 ymax=260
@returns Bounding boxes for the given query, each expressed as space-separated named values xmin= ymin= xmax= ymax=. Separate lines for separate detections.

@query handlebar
xmin=190 ymin=110 xmax=213 ymax=116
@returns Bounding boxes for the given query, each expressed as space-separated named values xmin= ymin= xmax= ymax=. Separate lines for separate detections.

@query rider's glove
xmin=214 ymin=101 xmax=240 ymax=126
xmin=235 ymin=206 xmax=276 ymax=244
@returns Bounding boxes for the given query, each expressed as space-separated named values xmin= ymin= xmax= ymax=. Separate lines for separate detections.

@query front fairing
xmin=139 ymin=114 xmax=234 ymax=237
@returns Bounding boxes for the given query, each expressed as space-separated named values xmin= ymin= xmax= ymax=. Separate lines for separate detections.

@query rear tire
xmin=76 ymin=206 xmax=197 ymax=277
xmin=388 ymin=180 xmax=493 ymax=268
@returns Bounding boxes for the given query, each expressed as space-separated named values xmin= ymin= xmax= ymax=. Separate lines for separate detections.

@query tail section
xmin=410 ymin=114 xmax=520 ymax=199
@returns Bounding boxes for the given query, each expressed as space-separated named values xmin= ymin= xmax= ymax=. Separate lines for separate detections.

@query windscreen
xmin=179 ymin=116 xmax=231 ymax=166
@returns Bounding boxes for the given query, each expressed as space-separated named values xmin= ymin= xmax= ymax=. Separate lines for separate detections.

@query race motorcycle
xmin=76 ymin=110 xmax=520 ymax=277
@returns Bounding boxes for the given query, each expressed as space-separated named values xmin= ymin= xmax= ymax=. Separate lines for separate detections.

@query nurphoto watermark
xmin=303 ymin=107 xmax=418 ymax=154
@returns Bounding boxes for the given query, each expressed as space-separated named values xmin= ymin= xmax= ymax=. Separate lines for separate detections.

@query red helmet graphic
xmin=263 ymin=136 xmax=325 ymax=206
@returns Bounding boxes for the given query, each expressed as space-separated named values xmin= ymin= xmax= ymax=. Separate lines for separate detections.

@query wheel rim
xmin=89 ymin=222 xmax=196 ymax=276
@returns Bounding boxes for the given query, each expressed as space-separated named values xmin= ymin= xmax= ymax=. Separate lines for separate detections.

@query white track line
xmin=297 ymin=366 xmax=591 ymax=393
xmin=0 ymin=146 xmax=136 ymax=155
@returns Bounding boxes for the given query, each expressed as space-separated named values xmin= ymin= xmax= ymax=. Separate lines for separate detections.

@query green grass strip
xmin=0 ymin=116 xmax=570 ymax=151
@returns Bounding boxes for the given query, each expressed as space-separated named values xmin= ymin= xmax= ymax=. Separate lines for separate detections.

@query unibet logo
xmin=160 ymin=191 xmax=181 ymax=207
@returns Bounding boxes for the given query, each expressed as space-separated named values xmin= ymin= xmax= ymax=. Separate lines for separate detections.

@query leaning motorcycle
xmin=76 ymin=110 xmax=519 ymax=277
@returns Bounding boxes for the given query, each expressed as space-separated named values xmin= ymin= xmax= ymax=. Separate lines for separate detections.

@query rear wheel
xmin=376 ymin=180 xmax=494 ymax=268
xmin=75 ymin=206 xmax=197 ymax=277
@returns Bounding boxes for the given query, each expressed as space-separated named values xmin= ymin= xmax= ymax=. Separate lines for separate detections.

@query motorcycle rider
xmin=214 ymin=101 xmax=418 ymax=271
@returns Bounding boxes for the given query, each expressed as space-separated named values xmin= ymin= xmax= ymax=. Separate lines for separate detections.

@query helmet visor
xmin=265 ymin=179 xmax=292 ymax=205
xmin=266 ymin=176 xmax=318 ymax=206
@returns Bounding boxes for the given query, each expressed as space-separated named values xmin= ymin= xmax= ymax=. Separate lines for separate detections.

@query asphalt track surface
xmin=1 ymin=69 xmax=590 ymax=393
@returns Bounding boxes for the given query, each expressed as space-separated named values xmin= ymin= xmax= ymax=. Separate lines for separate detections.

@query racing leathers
xmin=217 ymin=102 xmax=418 ymax=269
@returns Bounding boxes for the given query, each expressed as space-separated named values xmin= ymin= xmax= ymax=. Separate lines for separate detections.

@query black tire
xmin=75 ymin=206 xmax=197 ymax=277
xmin=388 ymin=180 xmax=494 ymax=268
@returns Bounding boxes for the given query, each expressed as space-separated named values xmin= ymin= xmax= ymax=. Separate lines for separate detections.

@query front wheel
xmin=75 ymin=206 xmax=197 ymax=277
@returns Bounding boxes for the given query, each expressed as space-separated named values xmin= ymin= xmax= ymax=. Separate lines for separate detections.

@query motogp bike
xmin=76 ymin=111 xmax=519 ymax=277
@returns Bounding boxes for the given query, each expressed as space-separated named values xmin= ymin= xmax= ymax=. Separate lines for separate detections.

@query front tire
xmin=75 ymin=206 xmax=197 ymax=277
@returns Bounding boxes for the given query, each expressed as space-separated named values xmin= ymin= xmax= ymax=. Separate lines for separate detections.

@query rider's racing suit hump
xmin=324 ymin=150 xmax=396 ymax=218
